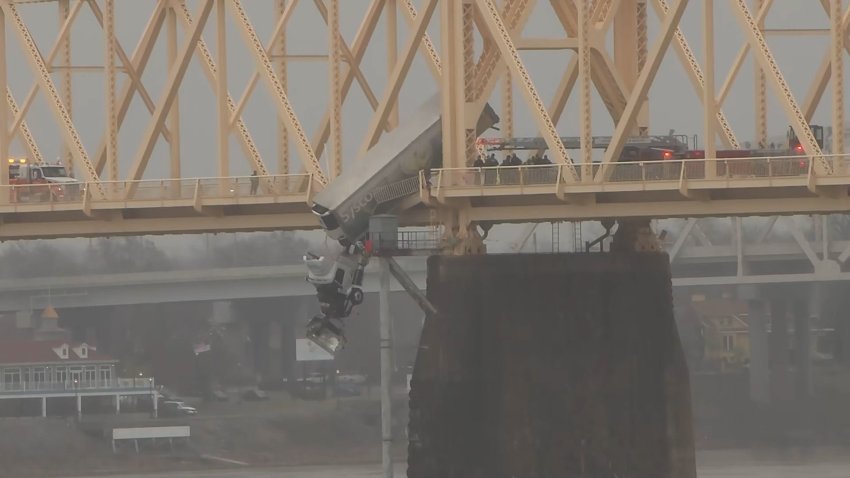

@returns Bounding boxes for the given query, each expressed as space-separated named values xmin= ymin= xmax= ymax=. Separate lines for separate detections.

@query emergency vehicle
xmin=7 ymin=158 xmax=79 ymax=201
xmin=675 ymin=125 xmax=824 ymax=177
xmin=478 ymin=124 xmax=824 ymax=178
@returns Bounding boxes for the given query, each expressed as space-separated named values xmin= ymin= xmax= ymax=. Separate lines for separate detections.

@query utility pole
xmin=379 ymin=257 xmax=394 ymax=478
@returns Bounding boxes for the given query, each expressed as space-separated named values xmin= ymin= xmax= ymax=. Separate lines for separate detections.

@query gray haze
xmin=2 ymin=0 xmax=848 ymax=253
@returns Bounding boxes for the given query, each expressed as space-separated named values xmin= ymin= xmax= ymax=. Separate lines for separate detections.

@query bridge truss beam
xmin=0 ymin=0 xmax=843 ymax=238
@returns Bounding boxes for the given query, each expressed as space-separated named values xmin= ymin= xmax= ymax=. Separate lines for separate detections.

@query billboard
xmin=295 ymin=338 xmax=334 ymax=361
xmin=113 ymin=426 xmax=190 ymax=440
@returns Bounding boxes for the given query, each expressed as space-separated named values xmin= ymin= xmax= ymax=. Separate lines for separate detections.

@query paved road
xmin=698 ymin=462 xmax=850 ymax=477
xmin=64 ymin=465 xmax=399 ymax=478
xmin=65 ymin=460 xmax=850 ymax=478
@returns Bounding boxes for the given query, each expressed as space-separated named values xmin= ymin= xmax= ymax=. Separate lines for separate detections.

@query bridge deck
xmin=0 ymin=156 xmax=847 ymax=239
xmin=429 ymin=155 xmax=850 ymax=223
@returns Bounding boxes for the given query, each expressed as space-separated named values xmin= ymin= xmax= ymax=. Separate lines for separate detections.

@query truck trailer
xmin=304 ymin=94 xmax=499 ymax=352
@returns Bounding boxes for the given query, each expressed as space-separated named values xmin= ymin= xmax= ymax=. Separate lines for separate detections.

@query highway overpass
xmin=2 ymin=240 xmax=850 ymax=312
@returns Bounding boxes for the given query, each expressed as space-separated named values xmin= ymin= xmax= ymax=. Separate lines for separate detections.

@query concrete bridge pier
xmin=409 ymin=253 xmax=696 ymax=478
xmin=770 ymin=296 xmax=791 ymax=406
xmin=749 ymin=282 xmax=824 ymax=424
xmin=745 ymin=297 xmax=770 ymax=405
xmin=794 ymin=296 xmax=813 ymax=402
xmin=267 ymin=319 xmax=284 ymax=381
xmin=231 ymin=298 xmax=304 ymax=386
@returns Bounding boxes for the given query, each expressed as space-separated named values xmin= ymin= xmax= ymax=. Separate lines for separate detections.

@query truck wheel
xmin=350 ymin=289 xmax=364 ymax=305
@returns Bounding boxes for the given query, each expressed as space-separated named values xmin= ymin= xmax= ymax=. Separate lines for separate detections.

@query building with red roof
xmin=0 ymin=340 xmax=117 ymax=392
xmin=0 ymin=336 xmax=157 ymax=417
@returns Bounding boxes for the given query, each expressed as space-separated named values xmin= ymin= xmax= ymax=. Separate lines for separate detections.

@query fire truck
xmin=7 ymin=159 xmax=79 ymax=202
xmin=674 ymin=125 xmax=824 ymax=177
xmin=478 ymin=124 xmax=824 ymax=178
xmin=476 ymin=132 xmax=692 ymax=161
xmin=788 ymin=124 xmax=825 ymax=154
xmin=476 ymin=133 xmax=692 ymax=180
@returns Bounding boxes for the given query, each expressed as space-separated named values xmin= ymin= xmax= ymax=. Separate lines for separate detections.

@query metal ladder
xmin=573 ymin=222 xmax=583 ymax=252
xmin=551 ymin=222 xmax=560 ymax=253
xmin=372 ymin=176 xmax=421 ymax=205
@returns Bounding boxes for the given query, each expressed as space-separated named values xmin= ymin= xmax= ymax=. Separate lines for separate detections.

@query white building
xmin=0 ymin=339 xmax=156 ymax=417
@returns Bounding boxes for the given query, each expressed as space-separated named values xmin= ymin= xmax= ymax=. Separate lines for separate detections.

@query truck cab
xmin=304 ymin=246 xmax=367 ymax=318
xmin=788 ymin=125 xmax=824 ymax=154
xmin=7 ymin=159 xmax=79 ymax=201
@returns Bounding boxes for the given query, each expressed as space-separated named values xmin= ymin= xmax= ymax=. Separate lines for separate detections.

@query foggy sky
xmin=3 ymin=0 xmax=849 ymax=254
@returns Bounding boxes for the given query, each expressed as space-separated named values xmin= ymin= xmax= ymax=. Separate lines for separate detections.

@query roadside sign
xmin=296 ymin=338 xmax=334 ymax=361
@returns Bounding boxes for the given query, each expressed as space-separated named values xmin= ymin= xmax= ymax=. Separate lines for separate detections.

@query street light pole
xmin=149 ymin=378 xmax=157 ymax=418
xmin=379 ymin=257 xmax=394 ymax=478
xmin=74 ymin=379 xmax=80 ymax=421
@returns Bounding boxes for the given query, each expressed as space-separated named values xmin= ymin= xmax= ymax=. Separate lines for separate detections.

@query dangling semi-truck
xmin=304 ymin=94 xmax=500 ymax=353
xmin=311 ymin=94 xmax=499 ymax=246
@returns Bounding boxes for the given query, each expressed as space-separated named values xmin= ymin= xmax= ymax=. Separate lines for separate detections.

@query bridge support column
xmin=834 ymin=285 xmax=850 ymax=365
xmin=409 ymin=254 xmax=695 ymax=477
xmin=769 ymin=297 xmax=790 ymax=405
xmin=114 ymin=394 xmax=120 ymax=415
xmin=611 ymin=219 xmax=662 ymax=252
xmin=747 ymin=299 xmax=769 ymax=404
xmin=267 ymin=319 xmax=283 ymax=381
xmin=41 ymin=397 xmax=46 ymax=417
xmin=794 ymin=298 xmax=812 ymax=402
xmin=283 ymin=298 xmax=308 ymax=386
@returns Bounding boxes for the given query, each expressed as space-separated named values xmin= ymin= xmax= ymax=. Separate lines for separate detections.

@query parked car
xmin=291 ymin=380 xmax=326 ymax=400
xmin=241 ymin=388 xmax=269 ymax=401
xmin=333 ymin=383 xmax=361 ymax=397
xmin=209 ymin=389 xmax=229 ymax=402
xmin=337 ymin=373 xmax=367 ymax=385
xmin=160 ymin=401 xmax=198 ymax=417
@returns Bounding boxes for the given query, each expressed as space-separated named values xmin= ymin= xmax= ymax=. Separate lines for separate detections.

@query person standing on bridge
xmin=500 ymin=154 xmax=515 ymax=185
xmin=473 ymin=155 xmax=485 ymax=185
xmin=484 ymin=153 xmax=499 ymax=185
xmin=540 ymin=154 xmax=555 ymax=183
xmin=525 ymin=154 xmax=539 ymax=183
xmin=250 ymin=171 xmax=259 ymax=195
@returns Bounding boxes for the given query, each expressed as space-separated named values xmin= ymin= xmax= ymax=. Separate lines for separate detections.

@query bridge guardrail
xmin=429 ymin=154 xmax=850 ymax=194
xmin=0 ymin=174 xmax=314 ymax=208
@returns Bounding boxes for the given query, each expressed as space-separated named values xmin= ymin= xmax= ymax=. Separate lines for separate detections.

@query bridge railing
xmin=430 ymin=154 xmax=850 ymax=194
xmin=598 ymin=155 xmax=817 ymax=182
xmin=0 ymin=174 xmax=314 ymax=206
xmin=433 ymin=164 xmax=562 ymax=189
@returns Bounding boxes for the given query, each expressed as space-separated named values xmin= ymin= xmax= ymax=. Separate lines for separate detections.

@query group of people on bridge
xmin=469 ymin=152 xmax=557 ymax=186
xmin=472 ymin=152 xmax=554 ymax=169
